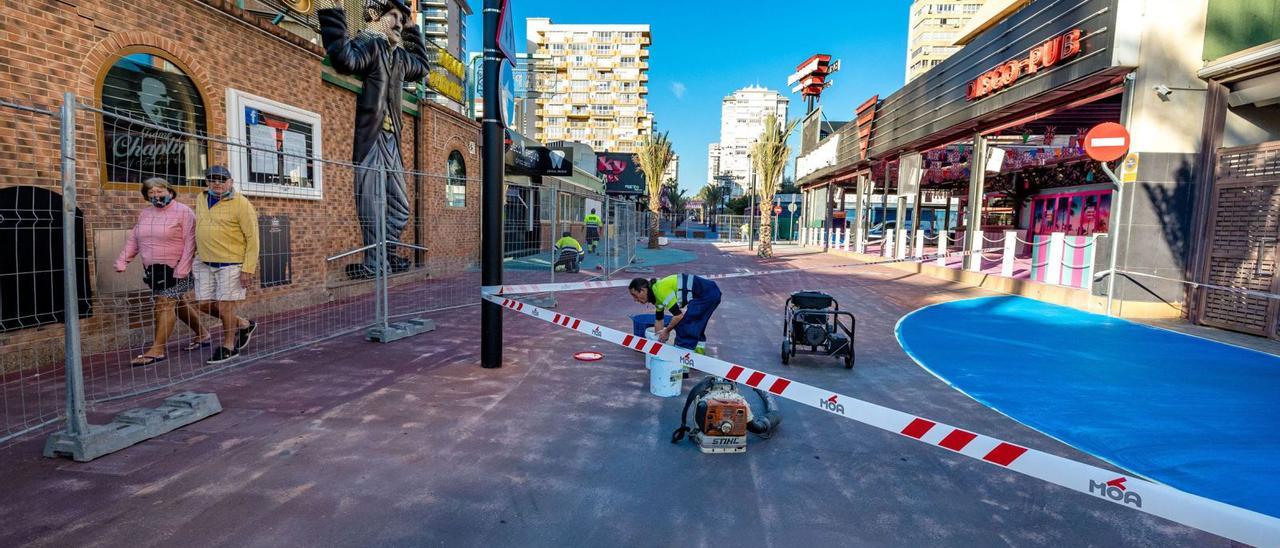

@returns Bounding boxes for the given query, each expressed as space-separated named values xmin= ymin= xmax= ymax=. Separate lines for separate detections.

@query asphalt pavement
xmin=0 ymin=242 xmax=1229 ymax=547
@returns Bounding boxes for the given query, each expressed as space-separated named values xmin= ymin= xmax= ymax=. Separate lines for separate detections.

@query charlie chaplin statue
xmin=318 ymin=0 xmax=431 ymax=278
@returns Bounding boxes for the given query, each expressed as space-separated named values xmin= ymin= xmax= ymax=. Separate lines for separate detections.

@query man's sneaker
xmin=236 ymin=320 xmax=257 ymax=350
xmin=208 ymin=346 xmax=239 ymax=365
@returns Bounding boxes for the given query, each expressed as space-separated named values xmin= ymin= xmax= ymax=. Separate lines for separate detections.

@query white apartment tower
xmin=706 ymin=143 xmax=721 ymax=186
xmin=526 ymin=18 xmax=653 ymax=153
xmin=707 ymin=86 xmax=789 ymax=197
xmin=418 ymin=0 xmax=472 ymax=61
xmin=662 ymin=154 xmax=680 ymax=185
xmin=905 ymin=1 xmax=987 ymax=83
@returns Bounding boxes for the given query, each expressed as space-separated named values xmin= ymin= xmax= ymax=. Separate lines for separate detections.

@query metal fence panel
xmin=0 ymin=96 xmax=481 ymax=445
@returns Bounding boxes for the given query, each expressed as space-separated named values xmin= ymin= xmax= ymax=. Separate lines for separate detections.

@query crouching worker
xmin=629 ymin=274 xmax=721 ymax=354
xmin=554 ymin=231 xmax=584 ymax=273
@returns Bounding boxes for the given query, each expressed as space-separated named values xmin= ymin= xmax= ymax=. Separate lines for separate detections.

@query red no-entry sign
xmin=1084 ymin=122 xmax=1131 ymax=162
xmin=773 ymin=205 xmax=783 ymax=215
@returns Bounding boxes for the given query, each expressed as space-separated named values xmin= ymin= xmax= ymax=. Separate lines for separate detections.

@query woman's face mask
xmin=148 ymin=188 xmax=173 ymax=208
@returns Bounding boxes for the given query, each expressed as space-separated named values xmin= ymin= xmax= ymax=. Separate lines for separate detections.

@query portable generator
xmin=781 ymin=290 xmax=856 ymax=369
xmin=671 ymin=377 xmax=781 ymax=454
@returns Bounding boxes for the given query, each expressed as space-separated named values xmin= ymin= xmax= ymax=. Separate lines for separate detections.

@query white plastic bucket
xmin=649 ymin=354 xmax=682 ymax=397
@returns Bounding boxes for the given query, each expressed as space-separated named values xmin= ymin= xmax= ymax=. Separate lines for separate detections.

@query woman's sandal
xmin=183 ymin=338 xmax=211 ymax=352
xmin=131 ymin=354 xmax=166 ymax=367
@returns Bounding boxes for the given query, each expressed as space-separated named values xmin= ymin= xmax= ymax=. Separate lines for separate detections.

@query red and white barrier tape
xmin=482 ymin=247 xmax=1003 ymax=296
xmin=484 ymin=293 xmax=1280 ymax=546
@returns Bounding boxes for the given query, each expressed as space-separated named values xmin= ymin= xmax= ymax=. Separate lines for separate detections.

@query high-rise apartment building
xmin=418 ymin=0 xmax=472 ymax=61
xmin=904 ymin=1 xmax=987 ymax=83
xmin=707 ymin=86 xmax=789 ymax=197
xmin=706 ymin=143 xmax=721 ymax=186
xmin=526 ymin=18 xmax=653 ymax=153
xmin=663 ymin=154 xmax=680 ymax=185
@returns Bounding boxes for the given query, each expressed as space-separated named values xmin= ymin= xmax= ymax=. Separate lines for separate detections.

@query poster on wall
xmin=597 ymin=152 xmax=644 ymax=195
xmin=101 ymin=53 xmax=207 ymax=186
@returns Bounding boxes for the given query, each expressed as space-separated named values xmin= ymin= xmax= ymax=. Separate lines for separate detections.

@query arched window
xmin=446 ymin=150 xmax=466 ymax=207
xmin=0 ymin=187 xmax=92 ymax=332
xmin=97 ymin=47 xmax=209 ymax=189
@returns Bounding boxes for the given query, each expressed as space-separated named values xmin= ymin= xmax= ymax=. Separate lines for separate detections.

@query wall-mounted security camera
xmin=1153 ymin=84 xmax=1173 ymax=102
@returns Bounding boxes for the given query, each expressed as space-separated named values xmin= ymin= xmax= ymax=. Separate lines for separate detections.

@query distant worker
xmin=584 ymin=208 xmax=602 ymax=253
xmin=554 ymin=231 xmax=584 ymax=273
xmin=739 ymin=222 xmax=750 ymax=243
xmin=629 ymin=274 xmax=721 ymax=354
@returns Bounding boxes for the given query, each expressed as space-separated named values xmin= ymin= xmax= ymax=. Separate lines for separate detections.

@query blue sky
xmin=464 ymin=1 xmax=912 ymax=192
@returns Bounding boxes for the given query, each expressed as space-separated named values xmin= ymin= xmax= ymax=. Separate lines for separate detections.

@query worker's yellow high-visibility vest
xmin=652 ymin=274 xmax=693 ymax=314
xmin=556 ymin=236 xmax=582 ymax=251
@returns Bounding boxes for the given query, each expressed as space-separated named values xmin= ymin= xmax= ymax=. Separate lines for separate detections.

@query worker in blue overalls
xmin=629 ymin=274 xmax=721 ymax=355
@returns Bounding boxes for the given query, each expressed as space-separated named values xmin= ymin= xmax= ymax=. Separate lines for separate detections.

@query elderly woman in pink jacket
xmin=115 ymin=178 xmax=211 ymax=365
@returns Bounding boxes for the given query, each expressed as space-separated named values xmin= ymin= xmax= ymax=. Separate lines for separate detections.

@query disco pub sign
xmin=966 ymin=30 xmax=1082 ymax=101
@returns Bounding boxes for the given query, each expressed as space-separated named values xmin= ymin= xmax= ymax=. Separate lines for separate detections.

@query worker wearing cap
xmin=583 ymin=208 xmax=602 ymax=253
xmin=628 ymin=274 xmax=720 ymax=354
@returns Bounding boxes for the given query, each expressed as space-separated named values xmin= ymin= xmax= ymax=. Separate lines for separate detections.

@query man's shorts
xmin=194 ymin=261 xmax=247 ymax=302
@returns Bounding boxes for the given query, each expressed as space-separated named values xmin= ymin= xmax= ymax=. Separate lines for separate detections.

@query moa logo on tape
xmin=531 ymin=308 xmax=540 ymax=317
xmin=591 ymin=326 xmax=602 ymax=337
xmin=819 ymin=395 xmax=846 ymax=415
xmin=680 ymin=353 xmax=696 ymax=367
xmin=1090 ymin=477 xmax=1142 ymax=508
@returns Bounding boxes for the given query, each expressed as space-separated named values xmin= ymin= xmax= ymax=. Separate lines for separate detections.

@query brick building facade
xmin=0 ymin=0 xmax=481 ymax=369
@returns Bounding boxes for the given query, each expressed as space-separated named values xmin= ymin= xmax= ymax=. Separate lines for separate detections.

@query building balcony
xmin=568 ymin=109 xmax=591 ymax=117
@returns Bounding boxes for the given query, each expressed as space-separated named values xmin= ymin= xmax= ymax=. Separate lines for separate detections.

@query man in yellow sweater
xmin=194 ymin=166 xmax=260 ymax=364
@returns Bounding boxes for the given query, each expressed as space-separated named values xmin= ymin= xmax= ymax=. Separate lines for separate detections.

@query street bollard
xmin=968 ymin=229 xmax=984 ymax=272
xmin=1046 ymin=232 xmax=1065 ymax=284
xmin=1001 ymin=230 xmax=1017 ymax=278
xmin=936 ymin=231 xmax=948 ymax=267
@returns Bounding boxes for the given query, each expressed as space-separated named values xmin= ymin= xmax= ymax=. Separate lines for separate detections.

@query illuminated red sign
xmin=966 ymin=30 xmax=1082 ymax=101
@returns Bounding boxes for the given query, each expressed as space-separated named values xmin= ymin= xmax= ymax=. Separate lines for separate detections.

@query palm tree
xmin=698 ymin=184 xmax=728 ymax=228
xmin=751 ymin=114 xmax=800 ymax=258
xmin=664 ymin=182 xmax=689 ymax=227
xmin=635 ymin=132 xmax=675 ymax=248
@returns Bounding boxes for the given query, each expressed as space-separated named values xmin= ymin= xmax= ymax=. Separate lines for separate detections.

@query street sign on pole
xmin=773 ymin=205 xmax=782 ymax=215
xmin=1086 ymin=122 xmax=1132 ymax=318
xmin=1084 ymin=122 xmax=1130 ymax=162
xmin=788 ymin=202 xmax=797 ymax=213
xmin=495 ymin=0 xmax=516 ymax=61
xmin=499 ymin=60 xmax=516 ymax=129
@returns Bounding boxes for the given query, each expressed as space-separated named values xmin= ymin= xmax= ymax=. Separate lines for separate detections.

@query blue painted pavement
xmin=896 ymin=295 xmax=1280 ymax=518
